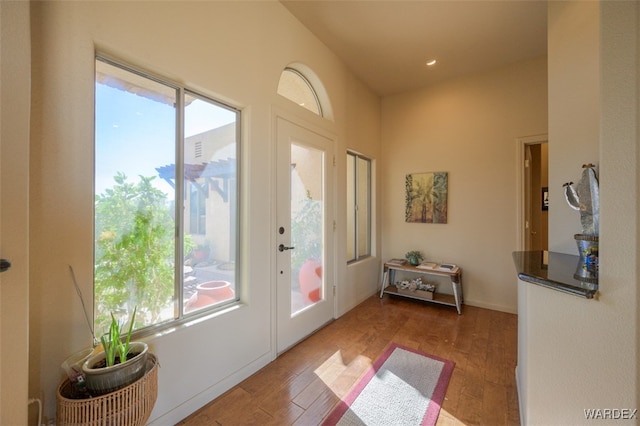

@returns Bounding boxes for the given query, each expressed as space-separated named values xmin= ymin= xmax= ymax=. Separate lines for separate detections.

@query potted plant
xmin=405 ymin=250 xmax=424 ymax=266
xmin=82 ymin=307 xmax=149 ymax=396
xmin=191 ymin=243 xmax=210 ymax=264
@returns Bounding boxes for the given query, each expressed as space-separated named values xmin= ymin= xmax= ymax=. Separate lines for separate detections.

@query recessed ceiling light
xmin=426 ymin=59 xmax=437 ymax=67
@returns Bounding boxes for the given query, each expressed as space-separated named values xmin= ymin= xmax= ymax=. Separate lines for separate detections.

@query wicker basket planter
xmin=57 ymin=353 xmax=158 ymax=426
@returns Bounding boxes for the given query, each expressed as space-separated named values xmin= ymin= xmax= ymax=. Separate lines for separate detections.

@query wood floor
xmin=178 ymin=294 xmax=519 ymax=425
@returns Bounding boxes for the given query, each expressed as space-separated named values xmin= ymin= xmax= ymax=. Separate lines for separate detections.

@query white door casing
xmin=516 ymin=134 xmax=548 ymax=251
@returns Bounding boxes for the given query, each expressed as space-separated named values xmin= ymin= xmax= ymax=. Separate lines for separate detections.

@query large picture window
xmin=346 ymin=152 xmax=371 ymax=262
xmin=94 ymin=56 xmax=240 ymax=333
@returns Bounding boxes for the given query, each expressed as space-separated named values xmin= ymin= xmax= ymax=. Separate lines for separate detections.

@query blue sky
xmin=95 ymin=81 xmax=236 ymax=196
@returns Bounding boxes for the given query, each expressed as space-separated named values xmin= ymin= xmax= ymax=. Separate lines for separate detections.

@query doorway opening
xmin=517 ymin=135 xmax=548 ymax=252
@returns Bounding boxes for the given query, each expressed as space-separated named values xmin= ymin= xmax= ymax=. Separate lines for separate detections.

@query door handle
xmin=278 ymin=244 xmax=295 ymax=252
xmin=0 ymin=259 xmax=11 ymax=273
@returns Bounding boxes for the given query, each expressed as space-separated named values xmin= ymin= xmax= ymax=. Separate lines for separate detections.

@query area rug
xmin=323 ymin=343 xmax=454 ymax=426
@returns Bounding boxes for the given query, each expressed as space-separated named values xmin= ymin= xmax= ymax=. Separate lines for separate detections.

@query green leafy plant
xmin=100 ymin=307 xmax=137 ymax=368
xmin=405 ymin=250 xmax=424 ymax=265
xmin=291 ymin=191 xmax=322 ymax=275
xmin=95 ymin=173 xmax=174 ymax=332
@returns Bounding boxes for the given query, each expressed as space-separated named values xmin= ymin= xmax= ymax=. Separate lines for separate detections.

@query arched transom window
xmin=277 ymin=68 xmax=322 ymax=116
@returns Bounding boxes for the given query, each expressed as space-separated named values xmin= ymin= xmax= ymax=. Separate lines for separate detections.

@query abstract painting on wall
xmin=405 ymin=172 xmax=448 ymax=223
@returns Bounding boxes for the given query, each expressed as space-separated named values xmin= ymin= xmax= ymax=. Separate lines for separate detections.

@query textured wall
xmin=519 ymin=2 xmax=638 ymax=423
xmin=381 ymin=57 xmax=548 ymax=314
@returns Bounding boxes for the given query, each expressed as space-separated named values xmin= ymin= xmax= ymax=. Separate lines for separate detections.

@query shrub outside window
xmin=94 ymin=56 xmax=240 ymax=333
xmin=346 ymin=152 xmax=371 ymax=262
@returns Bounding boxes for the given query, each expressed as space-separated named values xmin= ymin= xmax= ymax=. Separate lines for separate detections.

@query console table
xmin=379 ymin=261 xmax=464 ymax=314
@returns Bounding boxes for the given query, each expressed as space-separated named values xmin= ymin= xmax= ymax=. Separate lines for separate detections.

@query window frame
xmin=277 ymin=67 xmax=323 ymax=117
xmin=189 ymin=182 xmax=207 ymax=235
xmin=94 ymin=53 xmax=242 ymax=336
xmin=346 ymin=151 xmax=372 ymax=263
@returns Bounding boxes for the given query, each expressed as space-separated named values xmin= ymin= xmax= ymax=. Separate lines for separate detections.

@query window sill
xmin=133 ymin=302 xmax=244 ymax=341
xmin=347 ymin=255 xmax=373 ymax=266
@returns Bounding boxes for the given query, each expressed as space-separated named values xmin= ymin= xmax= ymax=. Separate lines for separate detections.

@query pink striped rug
xmin=323 ymin=343 xmax=454 ymax=426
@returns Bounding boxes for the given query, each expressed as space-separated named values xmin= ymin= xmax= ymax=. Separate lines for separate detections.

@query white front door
xmin=1 ymin=2 xmax=30 ymax=424
xmin=276 ymin=117 xmax=334 ymax=354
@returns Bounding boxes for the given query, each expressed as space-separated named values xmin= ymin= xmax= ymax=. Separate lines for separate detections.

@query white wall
xmin=547 ymin=0 xmax=601 ymax=255
xmin=381 ymin=57 xmax=548 ymax=314
xmin=28 ymin=2 xmax=380 ymax=423
xmin=518 ymin=2 xmax=638 ymax=424
xmin=342 ymin=74 xmax=383 ymax=315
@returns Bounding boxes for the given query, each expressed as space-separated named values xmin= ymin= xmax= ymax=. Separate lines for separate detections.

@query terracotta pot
xmin=299 ymin=259 xmax=322 ymax=303
xmin=82 ymin=342 xmax=149 ymax=396
xmin=185 ymin=280 xmax=234 ymax=312
xmin=192 ymin=249 xmax=209 ymax=263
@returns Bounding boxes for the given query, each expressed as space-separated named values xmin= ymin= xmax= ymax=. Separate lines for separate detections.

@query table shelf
xmin=379 ymin=261 xmax=464 ymax=314
xmin=382 ymin=285 xmax=456 ymax=305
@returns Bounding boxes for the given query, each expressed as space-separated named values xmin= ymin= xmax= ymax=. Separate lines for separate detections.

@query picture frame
xmin=542 ymin=187 xmax=549 ymax=211
xmin=405 ymin=172 xmax=448 ymax=223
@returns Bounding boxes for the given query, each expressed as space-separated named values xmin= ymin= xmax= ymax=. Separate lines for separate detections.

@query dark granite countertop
xmin=512 ymin=251 xmax=598 ymax=299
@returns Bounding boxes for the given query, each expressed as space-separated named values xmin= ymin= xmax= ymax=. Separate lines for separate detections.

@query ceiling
xmin=281 ymin=1 xmax=548 ymax=96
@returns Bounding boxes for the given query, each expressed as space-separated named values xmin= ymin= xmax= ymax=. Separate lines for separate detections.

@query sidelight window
xmin=346 ymin=152 xmax=371 ymax=262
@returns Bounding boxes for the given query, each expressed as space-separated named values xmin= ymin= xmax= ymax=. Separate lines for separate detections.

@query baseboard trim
xmin=515 ymin=365 xmax=524 ymax=426
xmin=147 ymin=351 xmax=273 ymax=425
xmin=463 ymin=299 xmax=518 ymax=315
